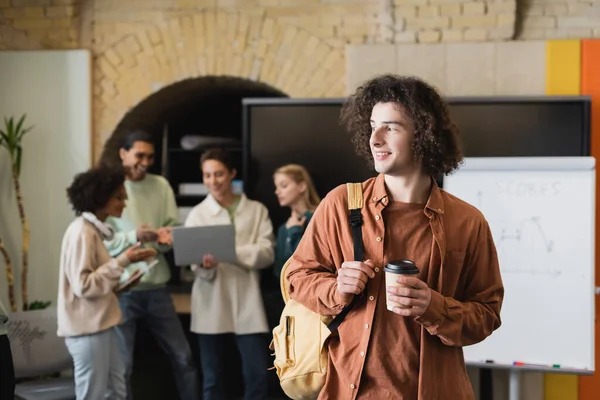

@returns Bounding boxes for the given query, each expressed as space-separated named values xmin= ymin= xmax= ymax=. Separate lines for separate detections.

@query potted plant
xmin=0 ymin=114 xmax=33 ymax=312
xmin=0 ymin=115 xmax=70 ymax=378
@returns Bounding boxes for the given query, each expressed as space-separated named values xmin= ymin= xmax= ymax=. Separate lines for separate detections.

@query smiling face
xmin=119 ymin=141 xmax=155 ymax=181
xmin=274 ymin=172 xmax=307 ymax=208
xmin=369 ymin=102 xmax=418 ymax=177
xmin=202 ymin=159 xmax=236 ymax=200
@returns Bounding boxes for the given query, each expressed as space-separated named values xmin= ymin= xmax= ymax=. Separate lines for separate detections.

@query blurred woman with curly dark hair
xmin=285 ymin=74 xmax=503 ymax=399
xmin=57 ymin=166 xmax=157 ymax=400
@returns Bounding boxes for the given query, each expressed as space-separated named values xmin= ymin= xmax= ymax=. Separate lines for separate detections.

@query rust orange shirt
xmin=287 ymin=174 xmax=504 ymax=400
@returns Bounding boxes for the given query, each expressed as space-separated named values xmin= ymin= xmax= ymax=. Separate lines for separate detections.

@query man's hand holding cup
xmin=385 ymin=259 xmax=431 ymax=317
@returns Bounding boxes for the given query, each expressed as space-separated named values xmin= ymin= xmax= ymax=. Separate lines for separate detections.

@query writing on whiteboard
xmin=475 ymin=190 xmax=559 ymax=277
xmin=490 ymin=217 xmax=559 ymax=277
xmin=494 ymin=181 xmax=561 ymax=197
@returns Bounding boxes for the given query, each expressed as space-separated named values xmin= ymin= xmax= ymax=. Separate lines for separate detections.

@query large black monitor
xmin=242 ymin=97 xmax=591 ymax=229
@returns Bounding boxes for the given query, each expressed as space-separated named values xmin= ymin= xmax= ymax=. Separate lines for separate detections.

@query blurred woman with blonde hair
xmin=273 ymin=164 xmax=320 ymax=280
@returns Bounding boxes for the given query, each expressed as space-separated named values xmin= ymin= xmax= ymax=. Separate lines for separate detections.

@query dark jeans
xmin=116 ymin=288 xmax=199 ymax=400
xmin=197 ymin=333 xmax=269 ymax=400
xmin=0 ymin=334 xmax=15 ymax=400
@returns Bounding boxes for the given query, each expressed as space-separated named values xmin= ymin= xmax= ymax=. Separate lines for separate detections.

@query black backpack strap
xmin=327 ymin=183 xmax=364 ymax=332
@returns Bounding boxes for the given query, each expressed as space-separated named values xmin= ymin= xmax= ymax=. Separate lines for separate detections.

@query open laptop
xmin=171 ymin=224 xmax=237 ymax=266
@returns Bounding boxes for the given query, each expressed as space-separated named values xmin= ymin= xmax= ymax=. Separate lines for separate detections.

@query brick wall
xmin=0 ymin=0 xmax=80 ymax=50
xmin=519 ymin=0 xmax=600 ymax=40
xmin=0 ymin=0 xmax=599 ymax=160
xmin=391 ymin=0 xmax=517 ymax=43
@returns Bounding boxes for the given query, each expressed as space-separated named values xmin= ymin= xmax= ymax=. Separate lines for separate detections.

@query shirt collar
xmin=370 ymin=174 xmax=444 ymax=216
xmin=425 ymin=180 xmax=444 ymax=216
xmin=205 ymin=193 xmax=246 ymax=216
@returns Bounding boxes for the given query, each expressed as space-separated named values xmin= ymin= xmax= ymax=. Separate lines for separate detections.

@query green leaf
xmin=1 ymin=115 xmax=30 ymax=168
xmin=18 ymin=126 xmax=33 ymax=142
xmin=0 ymin=129 xmax=8 ymax=147
xmin=5 ymin=119 xmax=16 ymax=149
xmin=15 ymin=114 xmax=27 ymax=132
xmin=15 ymin=115 xmax=24 ymax=135
xmin=7 ymin=117 xmax=14 ymax=140
xmin=15 ymin=115 xmax=32 ymax=142
xmin=28 ymin=300 xmax=52 ymax=310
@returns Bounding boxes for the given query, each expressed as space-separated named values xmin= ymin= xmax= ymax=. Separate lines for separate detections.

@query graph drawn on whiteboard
xmin=474 ymin=190 xmax=560 ymax=277
xmin=489 ymin=216 xmax=559 ymax=277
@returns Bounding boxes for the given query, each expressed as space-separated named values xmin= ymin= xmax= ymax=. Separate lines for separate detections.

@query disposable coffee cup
xmin=384 ymin=259 xmax=419 ymax=311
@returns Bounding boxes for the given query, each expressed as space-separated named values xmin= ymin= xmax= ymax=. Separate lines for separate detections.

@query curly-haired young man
xmin=286 ymin=74 xmax=504 ymax=399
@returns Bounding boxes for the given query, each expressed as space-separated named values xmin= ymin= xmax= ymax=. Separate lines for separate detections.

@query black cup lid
xmin=384 ymin=259 xmax=419 ymax=274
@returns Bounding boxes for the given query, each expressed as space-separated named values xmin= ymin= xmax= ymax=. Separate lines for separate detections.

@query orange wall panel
xmin=579 ymin=38 xmax=600 ymax=400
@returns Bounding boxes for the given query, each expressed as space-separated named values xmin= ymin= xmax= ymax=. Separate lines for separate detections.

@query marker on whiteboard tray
xmin=513 ymin=361 xmax=558 ymax=369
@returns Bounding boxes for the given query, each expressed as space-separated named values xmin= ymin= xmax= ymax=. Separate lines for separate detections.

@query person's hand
xmin=336 ymin=260 xmax=375 ymax=305
xmin=201 ymin=254 xmax=218 ymax=269
xmin=125 ymin=243 xmax=157 ymax=263
xmin=137 ymin=224 xmax=158 ymax=243
xmin=156 ymin=227 xmax=173 ymax=245
xmin=286 ymin=211 xmax=306 ymax=228
xmin=386 ymin=276 xmax=432 ymax=317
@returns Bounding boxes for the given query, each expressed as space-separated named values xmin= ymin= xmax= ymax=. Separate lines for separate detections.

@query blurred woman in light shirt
xmin=184 ymin=147 xmax=274 ymax=400
xmin=57 ymin=166 xmax=156 ymax=400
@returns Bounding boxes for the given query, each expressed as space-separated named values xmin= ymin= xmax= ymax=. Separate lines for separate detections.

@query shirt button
xmin=369 ymin=296 xmax=374 ymax=300
xmin=375 ymin=215 xmax=380 ymax=220
xmin=376 ymin=237 xmax=382 ymax=242
xmin=350 ymin=384 xmax=355 ymax=389
xmin=360 ymin=351 xmax=365 ymax=357
xmin=365 ymin=324 xmax=369 ymax=329
xmin=374 ymin=268 xmax=379 ymax=272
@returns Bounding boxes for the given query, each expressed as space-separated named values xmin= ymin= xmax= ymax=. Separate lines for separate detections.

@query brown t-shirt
xmin=360 ymin=201 xmax=432 ymax=398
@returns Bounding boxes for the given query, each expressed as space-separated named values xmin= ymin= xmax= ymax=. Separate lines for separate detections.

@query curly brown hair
xmin=66 ymin=166 xmax=126 ymax=215
xmin=340 ymin=74 xmax=463 ymax=176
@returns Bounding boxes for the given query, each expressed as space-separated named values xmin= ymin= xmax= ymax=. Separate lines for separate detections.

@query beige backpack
xmin=269 ymin=183 xmax=365 ymax=400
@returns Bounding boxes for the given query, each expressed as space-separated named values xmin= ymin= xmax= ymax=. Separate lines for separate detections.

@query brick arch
xmin=92 ymin=10 xmax=345 ymax=161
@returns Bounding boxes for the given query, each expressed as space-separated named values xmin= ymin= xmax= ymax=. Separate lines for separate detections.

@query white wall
xmin=346 ymin=42 xmax=546 ymax=97
xmin=0 ymin=50 xmax=91 ymax=311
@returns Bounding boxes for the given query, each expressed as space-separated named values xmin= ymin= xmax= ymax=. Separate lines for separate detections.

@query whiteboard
xmin=443 ymin=157 xmax=595 ymax=373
